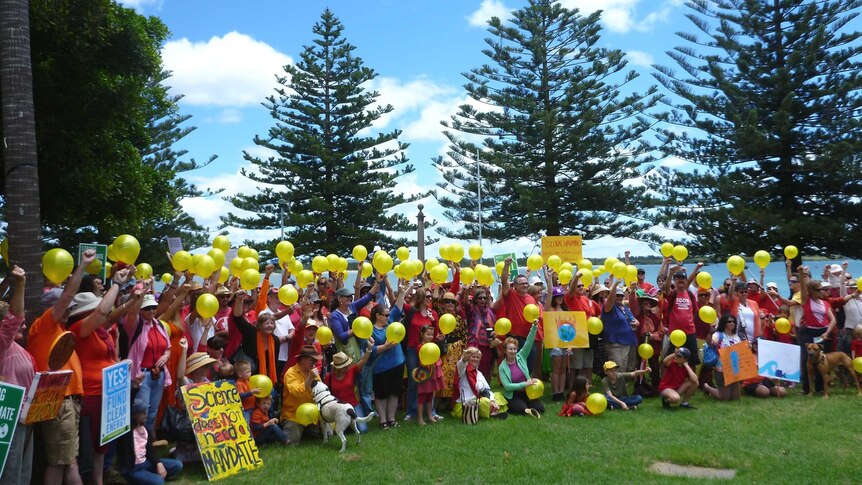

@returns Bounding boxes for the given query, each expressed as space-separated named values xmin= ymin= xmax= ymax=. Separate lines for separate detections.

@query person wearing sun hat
xmin=628 ymin=287 xmax=663 ymax=391
xmin=323 ymin=345 xmax=374 ymax=433
xmin=280 ymin=344 xmax=323 ymax=444
xmin=602 ymin=277 xmax=639 ymax=372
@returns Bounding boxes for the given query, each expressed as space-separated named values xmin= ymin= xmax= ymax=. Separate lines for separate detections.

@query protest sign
xmin=543 ymin=311 xmax=588 ymax=349
xmin=78 ymin=243 xmax=108 ymax=281
xmin=20 ymin=370 xmax=72 ymax=425
xmin=493 ymin=253 xmax=519 ymax=279
xmin=167 ymin=237 xmax=184 ymax=255
xmin=719 ymin=341 xmax=758 ymax=384
xmin=182 ymin=380 xmax=263 ymax=481
xmin=0 ymin=382 xmax=25 ymax=476
xmin=541 ymin=236 xmax=583 ymax=263
xmin=757 ymin=339 xmax=801 ymax=383
xmin=100 ymin=360 xmax=131 ymax=446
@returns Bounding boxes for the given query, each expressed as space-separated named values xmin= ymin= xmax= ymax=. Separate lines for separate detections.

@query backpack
xmin=702 ymin=332 xmax=723 ymax=367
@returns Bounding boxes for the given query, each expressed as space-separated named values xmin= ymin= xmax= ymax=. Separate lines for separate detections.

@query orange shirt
xmin=236 ymin=378 xmax=255 ymax=410
xmin=70 ymin=321 xmax=117 ymax=397
xmin=27 ymin=308 xmax=84 ymax=396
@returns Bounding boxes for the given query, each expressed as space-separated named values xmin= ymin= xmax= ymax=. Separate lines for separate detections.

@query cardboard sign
xmin=541 ymin=236 xmax=583 ymax=263
xmin=543 ymin=311 xmax=588 ymax=349
xmin=167 ymin=237 xmax=184 ymax=256
xmin=0 ymin=382 xmax=25 ymax=476
xmin=78 ymin=243 xmax=108 ymax=281
xmin=100 ymin=360 xmax=131 ymax=445
xmin=181 ymin=380 xmax=263 ymax=481
xmin=757 ymin=339 xmax=801 ymax=383
xmin=20 ymin=371 xmax=73 ymax=424
xmin=493 ymin=253 xmax=519 ymax=279
xmin=718 ymin=341 xmax=758 ymax=384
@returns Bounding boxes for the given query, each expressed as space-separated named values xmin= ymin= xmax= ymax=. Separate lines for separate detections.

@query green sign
xmin=78 ymin=243 xmax=108 ymax=281
xmin=493 ymin=253 xmax=520 ymax=280
xmin=0 ymin=382 xmax=25 ymax=477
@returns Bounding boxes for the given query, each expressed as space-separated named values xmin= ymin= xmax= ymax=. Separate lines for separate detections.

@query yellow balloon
xmin=42 ymin=248 xmax=74 ymax=284
xmin=625 ymin=265 xmax=638 ymax=283
xmin=579 ymin=270 xmax=593 ymax=287
xmin=696 ymin=271 xmax=712 ymax=290
xmin=86 ymin=258 xmax=102 ymax=276
xmin=218 ymin=266 xmax=229 ymax=283
xmin=853 ymin=357 xmax=862 ymax=374
xmin=386 ymin=322 xmax=406 ymax=343
xmin=560 ymin=262 xmax=574 ymax=273
xmin=547 ymin=255 xmax=562 ymax=272
xmin=207 ymin=248 xmax=226 ymax=269
xmin=135 ymin=263 xmax=153 ymax=280
xmin=161 ymin=273 xmax=173 ymax=284
xmin=275 ymin=241 xmax=294 ymax=260
xmin=336 ymin=257 xmax=348 ymax=272
xmin=196 ymin=293 xmax=219 ymax=319
xmin=295 ymin=403 xmax=320 ymax=426
xmin=558 ymin=269 xmax=573 ymax=285
xmin=726 ymin=255 xmax=745 ymax=276
xmin=638 ymin=343 xmax=654 ymax=360
xmin=373 ymin=253 xmax=394 ymax=274
xmin=660 ymin=242 xmax=674 ymax=258
xmin=587 ymin=317 xmax=603 ymax=335
xmin=611 ymin=262 xmax=627 ymax=279
xmin=753 ymin=250 xmax=771 ymax=269
xmin=237 ymin=246 xmax=252 ymax=259
xmin=494 ymin=318 xmax=512 ymax=336
xmin=475 ymin=264 xmax=493 ymax=286
xmin=439 ymin=314 xmax=457 ymax=334
xmin=419 ymin=342 xmax=441 ymax=365
xmin=113 ymin=234 xmax=141 ymax=264
xmin=592 ymin=268 xmax=601 ymax=278
xmin=586 ymin=393 xmax=607 ymax=415
xmin=604 ymin=257 xmax=619 ymax=271
xmin=439 ymin=244 xmax=452 ymax=261
xmin=278 ymin=285 xmax=298 ymax=305
xmin=396 ymin=246 xmax=410 ymax=261
xmin=857 ymin=276 xmax=862 ymax=292
xmin=525 ymin=380 xmax=544 ymax=400
xmin=578 ymin=259 xmax=593 ymax=271
xmin=460 ymin=267 xmax=475 ymax=284
xmin=597 ymin=265 xmax=606 ymax=275
xmin=249 ymin=374 xmax=273 ymax=398
xmin=237 ymin=257 xmax=256 ymax=272
xmin=0 ymin=238 xmax=7 ymax=261
xmin=468 ymin=244 xmax=483 ymax=261
xmin=449 ymin=243 xmax=464 ymax=263
xmin=316 ymin=326 xmax=333 ymax=346
xmin=312 ymin=256 xmax=328 ymax=273
xmin=352 ymin=245 xmax=368 ymax=261
xmin=104 ymin=262 xmax=112 ymax=279
xmin=107 ymin=244 xmax=119 ymax=262
xmin=495 ymin=261 xmax=505 ymax=277
xmin=360 ymin=262 xmax=373 ymax=278
xmin=775 ymin=318 xmax=791 ymax=334
xmin=670 ymin=329 xmax=687 ymax=348
xmin=240 ymin=269 xmax=260 ymax=291
xmin=352 ymin=316 xmax=373 ymax=339
xmin=171 ymin=250 xmax=192 ymax=272
xmin=290 ymin=259 xmax=303 ymax=274
xmin=523 ymin=304 xmax=540 ymax=322
xmin=527 ymin=254 xmax=543 ymax=271
xmin=784 ymin=245 xmax=798 ymax=259
xmin=213 ymin=235 xmax=231 ymax=253
xmin=430 ymin=264 xmax=448 ymax=284
xmin=698 ymin=305 xmax=717 ymax=324
xmin=194 ymin=255 xmax=216 ymax=276
xmin=425 ymin=258 xmax=440 ymax=272
xmin=672 ymin=245 xmax=688 ymax=262
xmin=229 ymin=258 xmax=243 ymax=277
xmin=326 ymin=254 xmax=340 ymax=273
xmin=297 ymin=270 xmax=314 ymax=288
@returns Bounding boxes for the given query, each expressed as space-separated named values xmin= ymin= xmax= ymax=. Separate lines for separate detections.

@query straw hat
xmin=185 ymin=352 xmax=217 ymax=375
xmin=331 ymin=352 xmax=353 ymax=369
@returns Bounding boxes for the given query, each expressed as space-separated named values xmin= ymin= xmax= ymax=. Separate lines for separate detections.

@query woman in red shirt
xmin=325 ymin=345 xmax=373 ymax=432
xmin=798 ymin=267 xmax=837 ymax=395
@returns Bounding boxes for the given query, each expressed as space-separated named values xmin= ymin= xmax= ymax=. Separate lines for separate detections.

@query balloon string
xmin=743 ymin=266 xmax=781 ymax=309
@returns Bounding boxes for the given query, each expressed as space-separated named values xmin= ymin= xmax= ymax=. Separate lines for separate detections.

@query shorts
xmin=569 ymin=348 xmax=594 ymax=370
xmin=42 ymin=396 xmax=81 ymax=465
xmin=549 ymin=348 xmax=566 ymax=358
xmin=80 ymin=395 xmax=107 ymax=454
xmin=373 ymin=365 xmax=404 ymax=399
xmin=743 ymin=379 xmax=775 ymax=396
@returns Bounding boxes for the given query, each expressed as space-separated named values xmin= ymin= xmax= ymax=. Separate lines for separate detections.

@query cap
xmin=40 ymin=287 xmax=64 ymax=309
xmin=746 ymin=280 xmax=760 ymax=287
xmin=675 ymin=347 xmax=691 ymax=359
xmin=766 ymin=281 xmax=779 ymax=290
xmin=334 ymin=287 xmax=354 ymax=298
xmin=697 ymin=287 xmax=711 ymax=295
xmin=132 ymin=399 xmax=148 ymax=415
xmin=268 ymin=286 xmax=280 ymax=295
xmin=673 ymin=270 xmax=687 ymax=279
xmin=636 ymin=289 xmax=658 ymax=304
xmin=615 ymin=286 xmax=626 ymax=296
xmin=529 ymin=275 xmax=544 ymax=286
xmin=603 ymin=361 xmax=618 ymax=371
xmin=830 ymin=264 xmax=842 ymax=275
xmin=636 ymin=268 xmax=646 ymax=275
xmin=552 ymin=286 xmax=565 ymax=297
xmin=141 ymin=294 xmax=158 ymax=309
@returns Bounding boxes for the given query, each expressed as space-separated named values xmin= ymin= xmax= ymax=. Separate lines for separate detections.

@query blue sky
xmin=122 ymin=0 xmax=692 ymax=258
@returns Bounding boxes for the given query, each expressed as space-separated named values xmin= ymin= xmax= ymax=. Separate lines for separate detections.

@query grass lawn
xmin=172 ymin=385 xmax=862 ymax=484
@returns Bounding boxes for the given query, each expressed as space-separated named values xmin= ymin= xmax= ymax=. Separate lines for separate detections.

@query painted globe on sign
xmin=558 ymin=323 xmax=576 ymax=343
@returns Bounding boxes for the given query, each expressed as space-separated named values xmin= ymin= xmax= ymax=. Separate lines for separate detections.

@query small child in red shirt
xmin=251 ymin=396 xmax=289 ymax=445
xmin=234 ymin=360 xmax=260 ymax=424
xmin=560 ymin=376 xmax=591 ymax=416
xmin=851 ymin=327 xmax=862 ymax=360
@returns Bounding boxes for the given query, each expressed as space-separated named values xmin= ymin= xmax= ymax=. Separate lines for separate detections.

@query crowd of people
xmin=1 ymin=247 xmax=861 ymax=484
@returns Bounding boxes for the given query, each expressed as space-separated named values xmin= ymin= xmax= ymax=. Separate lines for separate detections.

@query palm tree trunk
xmin=1 ymin=0 xmax=45 ymax=320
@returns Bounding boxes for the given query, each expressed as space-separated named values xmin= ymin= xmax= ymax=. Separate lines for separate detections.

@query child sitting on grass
xmin=251 ymin=396 xmax=289 ymax=446
xmin=659 ymin=347 xmax=699 ymax=409
xmin=601 ymin=361 xmax=650 ymax=411
xmin=122 ymin=400 xmax=183 ymax=484
xmin=559 ymin=376 xmax=591 ymax=416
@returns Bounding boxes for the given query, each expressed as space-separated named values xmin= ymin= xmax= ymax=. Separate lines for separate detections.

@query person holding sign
xmin=28 ymin=250 xmax=101 ymax=485
xmin=702 ymin=314 xmax=742 ymax=401
xmin=0 ymin=266 xmax=35 ymax=485
xmin=70 ymin=267 xmax=132 ymax=485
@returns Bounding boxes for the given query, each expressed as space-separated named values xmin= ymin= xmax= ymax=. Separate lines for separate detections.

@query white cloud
xmin=206 ymin=109 xmax=243 ymax=124
xmin=558 ymin=0 xmax=684 ymax=34
xmin=467 ymin=0 xmax=513 ymax=28
xmin=162 ymin=32 xmax=292 ymax=107
xmin=117 ymin=0 xmax=162 ymax=11
xmin=627 ymin=50 xmax=654 ymax=67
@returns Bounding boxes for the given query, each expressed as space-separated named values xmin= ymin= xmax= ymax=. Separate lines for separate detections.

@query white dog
xmin=311 ymin=381 xmax=377 ymax=452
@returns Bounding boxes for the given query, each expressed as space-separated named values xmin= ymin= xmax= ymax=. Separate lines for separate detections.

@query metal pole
xmin=417 ymin=204 xmax=425 ymax=261
xmin=476 ymin=148 xmax=483 ymax=248
xmin=277 ymin=198 xmax=287 ymax=239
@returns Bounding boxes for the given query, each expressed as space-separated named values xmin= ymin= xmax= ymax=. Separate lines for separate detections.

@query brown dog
xmin=806 ymin=343 xmax=861 ymax=397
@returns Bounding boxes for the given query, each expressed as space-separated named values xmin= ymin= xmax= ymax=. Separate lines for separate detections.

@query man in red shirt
xmin=662 ymin=265 xmax=700 ymax=366
xmin=500 ymin=257 xmax=539 ymax=372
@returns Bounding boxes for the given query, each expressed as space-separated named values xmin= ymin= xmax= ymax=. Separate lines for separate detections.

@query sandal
xmin=379 ymin=422 xmax=390 ymax=430
xmin=388 ymin=421 xmax=400 ymax=428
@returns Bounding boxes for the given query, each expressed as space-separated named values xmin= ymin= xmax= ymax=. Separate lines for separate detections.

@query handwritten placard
xmin=543 ymin=311 xmax=588 ymax=349
xmin=718 ymin=341 xmax=758 ymax=384
xmin=101 ymin=360 xmax=131 ymax=445
xmin=20 ymin=370 xmax=72 ymax=424
xmin=181 ymin=380 xmax=263 ymax=481
xmin=541 ymin=236 xmax=583 ymax=263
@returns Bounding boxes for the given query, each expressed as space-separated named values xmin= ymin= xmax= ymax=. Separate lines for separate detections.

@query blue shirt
xmin=601 ymin=304 xmax=638 ymax=346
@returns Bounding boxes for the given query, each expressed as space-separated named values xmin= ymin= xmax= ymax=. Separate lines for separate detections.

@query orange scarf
xmin=256 ymin=331 xmax=277 ymax=382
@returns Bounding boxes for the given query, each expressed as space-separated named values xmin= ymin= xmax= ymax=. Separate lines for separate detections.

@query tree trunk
xmin=1 ymin=0 xmax=45 ymax=320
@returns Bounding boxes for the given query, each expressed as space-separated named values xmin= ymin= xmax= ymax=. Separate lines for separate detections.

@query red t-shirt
xmin=502 ymin=290 xmax=537 ymax=338
xmin=851 ymin=339 xmax=862 ymax=359
xmin=406 ymin=309 xmax=438 ymax=349
xmin=563 ymin=294 xmax=595 ymax=316
xmin=754 ymin=292 xmax=780 ymax=315
xmin=667 ymin=290 xmax=696 ymax=334
xmin=327 ymin=366 xmax=359 ymax=406
xmin=70 ymin=322 xmax=117 ymax=397
xmin=659 ymin=360 xmax=689 ymax=391
xmin=140 ymin=324 xmax=168 ymax=369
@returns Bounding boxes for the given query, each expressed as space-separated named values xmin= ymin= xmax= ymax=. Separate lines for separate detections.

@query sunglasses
xmin=475 ymin=296 xmax=487 ymax=301
xmin=379 ymin=313 xmax=390 ymax=318
xmin=443 ymin=299 xmax=457 ymax=304
xmin=425 ymin=295 xmax=433 ymax=299
xmin=576 ymin=284 xmax=584 ymax=288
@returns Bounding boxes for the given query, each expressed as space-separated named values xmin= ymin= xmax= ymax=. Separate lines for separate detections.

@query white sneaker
xmin=403 ymin=414 xmax=415 ymax=421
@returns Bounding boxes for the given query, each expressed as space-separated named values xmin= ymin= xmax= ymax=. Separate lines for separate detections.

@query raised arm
xmin=501 ymin=257 xmax=513 ymax=297
xmin=53 ymin=249 xmax=97 ymax=320
xmin=79 ymin=268 xmax=132 ymax=338
xmin=605 ymin=278 xmax=619 ymax=313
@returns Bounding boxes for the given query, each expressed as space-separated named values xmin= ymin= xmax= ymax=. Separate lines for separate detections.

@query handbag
xmin=702 ymin=333 xmax=722 ymax=367
xmin=461 ymin=392 xmax=479 ymax=425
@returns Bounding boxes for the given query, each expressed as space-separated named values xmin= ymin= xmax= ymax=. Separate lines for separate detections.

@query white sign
xmin=757 ymin=339 xmax=801 ymax=383
xmin=100 ymin=360 xmax=131 ymax=445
